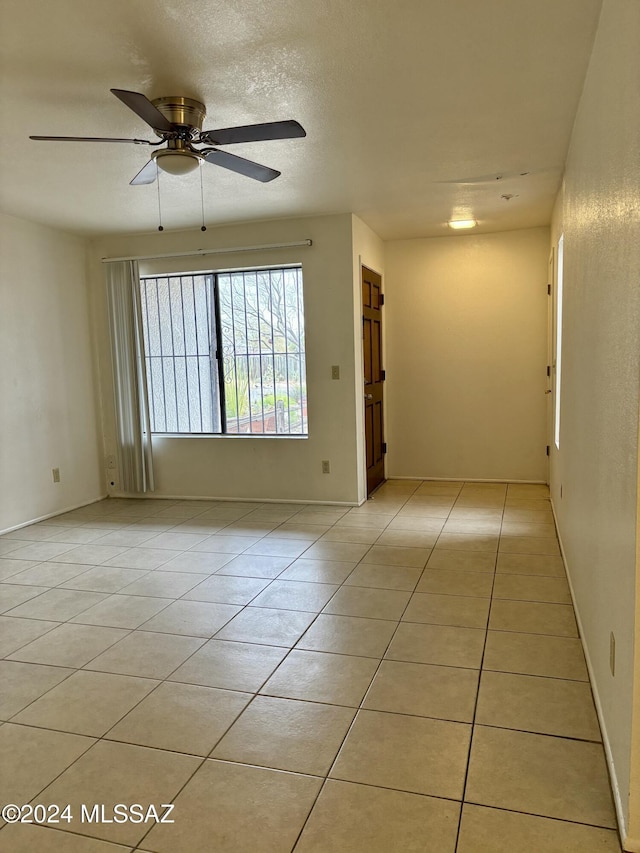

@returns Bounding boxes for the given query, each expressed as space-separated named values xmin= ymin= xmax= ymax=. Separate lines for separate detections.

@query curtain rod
xmin=101 ymin=239 xmax=313 ymax=263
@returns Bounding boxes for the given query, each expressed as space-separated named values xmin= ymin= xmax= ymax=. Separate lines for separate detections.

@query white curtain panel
xmin=105 ymin=260 xmax=154 ymax=493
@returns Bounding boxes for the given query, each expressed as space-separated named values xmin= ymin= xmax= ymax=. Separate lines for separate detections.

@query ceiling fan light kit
xmin=153 ymin=149 xmax=201 ymax=175
xmin=29 ymin=88 xmax=306 ymax=187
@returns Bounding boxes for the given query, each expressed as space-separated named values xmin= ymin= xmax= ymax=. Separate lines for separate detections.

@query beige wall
xmin=549 ymin=0 xmax=640 ymax=845
xmin=633 ymin=422 xmax=640 ymax=850
xmin=384 ymin=227 xmax=549 ymax=482
xmin=0 ymin=213 xmax=103 ymax=531
xmin=352 ymin=215 xmax=386 ymax=501
xmin=90 ymin=213 xmax=364 ymax=504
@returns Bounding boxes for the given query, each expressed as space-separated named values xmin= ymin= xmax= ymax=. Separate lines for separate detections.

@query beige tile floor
xmin=0 ymin=481 xmax=623 ymax=852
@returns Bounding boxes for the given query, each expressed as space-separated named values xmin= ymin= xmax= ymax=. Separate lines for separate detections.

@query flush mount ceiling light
xmin=448 ymin=219 xmax=477 ymax=230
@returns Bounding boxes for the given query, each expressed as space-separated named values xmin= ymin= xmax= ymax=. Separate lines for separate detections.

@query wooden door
xmin=362 ymin=266 xmax=385 ymax=494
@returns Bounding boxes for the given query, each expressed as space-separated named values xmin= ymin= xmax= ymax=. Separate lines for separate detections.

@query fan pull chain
xmin=156 ymin=164 xmax=164 ymax=232
xmin=199 ymin=161 xmax=207 ymax=232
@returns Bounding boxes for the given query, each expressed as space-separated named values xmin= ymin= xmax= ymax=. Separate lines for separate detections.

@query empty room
xmin=0 ymin=1 xmax=639 ymax=851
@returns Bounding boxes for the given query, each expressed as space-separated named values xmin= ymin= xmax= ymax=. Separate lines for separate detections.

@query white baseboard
xmin=0 ymin=494 xmax=108 ymax=537
xmin=550 ymin=498 xmax=628 ymax=849
xmin=107 ymin=491 xmax=359 ymax=507
xmin=386 ymin=475 xmax=547 ymax=484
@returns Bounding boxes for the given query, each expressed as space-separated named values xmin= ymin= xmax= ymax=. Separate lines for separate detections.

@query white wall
xmin=352 ymin=214 xmax=386 ymax=501
xmin=384 ymin=227 xmax=549 ymax=482
xmin=549 ymin=0 xmax=640 ymax=845
xmin=633 ymin=428 xmax=640 ymax=849
xmin=90 ymin=213 xmax=363 ymax=504
xmin=0 ymin=213 xmax=103 ymax=531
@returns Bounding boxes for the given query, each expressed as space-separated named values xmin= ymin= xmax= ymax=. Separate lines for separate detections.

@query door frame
xmin=548 ymin=234 xmax=564 ymax=507
xmin=360 ymin=262 xmax=386 ymax=497
xmin=546 ymin=247 xmax=555 ymax=485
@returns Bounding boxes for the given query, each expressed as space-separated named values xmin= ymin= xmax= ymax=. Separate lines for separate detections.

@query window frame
xmin=139 ymin=264 xmax=309 ymax=439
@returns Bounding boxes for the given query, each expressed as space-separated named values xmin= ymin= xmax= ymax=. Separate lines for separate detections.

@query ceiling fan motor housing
xmin=150 ymin=97 xmax=207 ymax=174
xmin=151 ymin=96 xmax=206 ymax=138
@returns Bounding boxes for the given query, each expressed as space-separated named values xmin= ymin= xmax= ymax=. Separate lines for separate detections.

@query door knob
xmin=365 ymin=394 xmax=373 ymax=400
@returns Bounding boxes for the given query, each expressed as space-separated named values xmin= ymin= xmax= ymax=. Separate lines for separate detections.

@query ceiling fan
xmin=29 ymin=89 xmax=306 ymax=185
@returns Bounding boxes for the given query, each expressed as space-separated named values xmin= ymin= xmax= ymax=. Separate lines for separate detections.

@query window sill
xmin=152 ymin=433 xmax=309 ymax=440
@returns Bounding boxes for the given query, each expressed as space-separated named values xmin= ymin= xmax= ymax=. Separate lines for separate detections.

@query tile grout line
xmin=3 ymin=484 xmax=611 ymax=850
xmin=132 ymin=492 xmax=404 ymax=851
xmin=452 ymin=489 xmax=505 ymax=853
xmin=2 ymin=494 xmax=398 ymax=848
xmin=287 ymin=486 xmax=428 ymax=851
xmin=286 ymin=481 xmax=505 ymax=850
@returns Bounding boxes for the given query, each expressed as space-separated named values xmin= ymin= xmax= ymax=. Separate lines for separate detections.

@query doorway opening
xmin=362 ymin=266 xmax=385 ymax=495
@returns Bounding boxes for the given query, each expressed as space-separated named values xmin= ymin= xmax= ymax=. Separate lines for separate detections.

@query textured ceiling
xmin=0 ymin=0 xmax=602 ymax=239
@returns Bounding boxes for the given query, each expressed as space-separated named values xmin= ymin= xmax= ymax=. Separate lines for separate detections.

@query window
xmin=140 ymin=266 xmax=308 ymax=436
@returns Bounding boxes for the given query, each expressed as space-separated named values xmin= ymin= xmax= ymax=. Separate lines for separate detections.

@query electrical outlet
xmin=331 ymin=365 xmax=340 ymax=380
xmin=321 ymin=460 xmax=331 ymax=474
xmin=52 ymin=468 xmax=60 ymax=483
xmin=610 ymin=633 xmax=616 ymax=676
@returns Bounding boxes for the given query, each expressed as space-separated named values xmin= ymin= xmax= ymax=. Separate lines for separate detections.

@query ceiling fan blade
xmin=130 ymin=160 xmax=158 ymax=186
xmin=29 ymin=135 xmax=154 ymax=145
xmin=111 ymin=89 xmax=174 ymax=133
xmin=200 ymin=120 xmax=306 ymax=146
xmin=203 ymin=148 xmax=280 ymax=182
